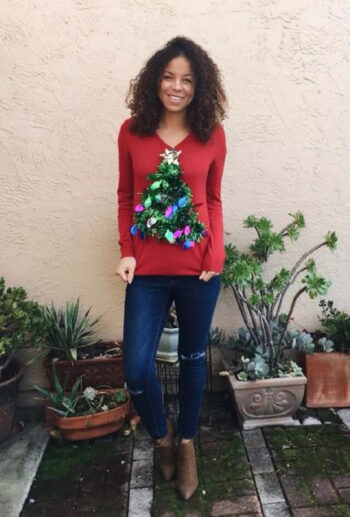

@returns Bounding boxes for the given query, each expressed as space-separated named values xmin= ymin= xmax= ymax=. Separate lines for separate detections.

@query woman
xmin=115 ymin=36 xmax=227 ymax=500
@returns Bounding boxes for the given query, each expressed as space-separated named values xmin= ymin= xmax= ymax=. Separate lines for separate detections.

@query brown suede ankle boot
xmin=153 ymin=419 xmax=176 ymax=481
xmin=175 ymin=439 xmax=199 ymax=500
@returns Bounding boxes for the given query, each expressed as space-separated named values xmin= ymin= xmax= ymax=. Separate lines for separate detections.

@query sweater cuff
xmin=201 ymin=249 xmax=226 ymax=273
xmin=120 ymin=242 xmax=135 ymax=259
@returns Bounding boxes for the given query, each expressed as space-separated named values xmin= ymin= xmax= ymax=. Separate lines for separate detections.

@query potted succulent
xmin=220 ymin=212 xmax=337 ymax=429
xmin=32 ymin=362 xmax=130 ymax=441
xmin=301 ymin=299 xmax=350 ymax=408
xmin=29 ymin=299 xmax=124 ymax=389
xmin=0 ymin=276 xmax=45 ymax=441
xmin=157 ymin=302 xmax=179 ymax=361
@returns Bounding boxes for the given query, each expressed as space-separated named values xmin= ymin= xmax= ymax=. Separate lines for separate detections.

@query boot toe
xmin=176 ymin=481 xmax=199 ymax=500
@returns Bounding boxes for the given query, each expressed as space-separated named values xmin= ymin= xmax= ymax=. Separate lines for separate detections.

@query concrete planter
xmin=157 ymin=328 xmax=179 ymax=361
xmin=221 ymin=358 xmax=307 ymax=430
xmin=304 ymin=352 xmax=350 ymax=408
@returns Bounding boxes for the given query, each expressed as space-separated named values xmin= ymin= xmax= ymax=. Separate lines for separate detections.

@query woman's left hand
xmin=199 ymin=270 xmax=220 ymax=282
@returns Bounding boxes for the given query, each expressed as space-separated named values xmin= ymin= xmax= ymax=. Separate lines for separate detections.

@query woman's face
xmin=158 ymin=55 xmax=195 ymax=115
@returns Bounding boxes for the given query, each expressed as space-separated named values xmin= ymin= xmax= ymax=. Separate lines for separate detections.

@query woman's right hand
xmin=115 ymin=257 xmax=136 ymax=284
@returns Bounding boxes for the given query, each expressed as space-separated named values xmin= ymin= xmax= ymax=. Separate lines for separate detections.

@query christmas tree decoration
xmin=130 ymin=148 xmax=207 ymax=249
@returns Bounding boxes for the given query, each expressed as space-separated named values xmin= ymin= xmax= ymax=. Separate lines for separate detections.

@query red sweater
xmin=117 ymin=117 xmax=226 ymax=275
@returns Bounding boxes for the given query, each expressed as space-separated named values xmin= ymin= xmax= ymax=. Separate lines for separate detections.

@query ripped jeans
xmin=122 ymin=274 xmax=221 ymax=440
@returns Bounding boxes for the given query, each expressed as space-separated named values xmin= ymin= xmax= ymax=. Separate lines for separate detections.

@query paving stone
xmin=133 ymin=437 xmax=154 ymax=460
xmin=242 ymin=429 xmax=266 ymax=449
xmin=302 ymin=417 xmax=322 ymax=426
xmin=331 ymin=474 xmax=350 ymax=489
xmin=338 ymin=408 xmax=350 ymax=430
xmin=310 ymin=476 xmax=339 ymax=504
xmin=254 ymin=472 xmax=285 ymax=504
xmin=0 ymin=423 xmax=50 ymax=517
xmin=262 ymin=501 xmax=291 ymax=516
xmin=134 ymin=424 xmax=151 ymax=442
xmin=236 ymin=513 xmax=263 ymax=517
xmin=280 ymin=476 xmax=314 ymax=507
xmin=338 ymin=487 xmax=350 ymax=504
xmin=200 ymin=440 xmax=232 ymax=455
xmin=247 ymin=447 xmax=275 ymax=474
xmin=128 ymin=487 xmax=153 ymax=516
xmin=210 ymin=495 xmax=261 ymax=516
xmin=183 ymin=511 xmax=203 ymax=517
xmin=199 ymin=424 xmax=240 ymax=443
xmin=113 ymin=435 xmax=133 ymax=456
xmin=130 ymin=458 xmax=153 ymax=488
xmin=292 ymin=507 xmax=343 ymax=516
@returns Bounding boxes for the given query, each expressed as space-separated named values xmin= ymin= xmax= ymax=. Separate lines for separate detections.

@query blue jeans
xmin=122 ymin=274 xmax=221 ymax=440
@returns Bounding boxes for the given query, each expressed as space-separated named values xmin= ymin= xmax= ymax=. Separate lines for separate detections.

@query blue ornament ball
xmin=131 ymin=224 xmax=138 ymax=235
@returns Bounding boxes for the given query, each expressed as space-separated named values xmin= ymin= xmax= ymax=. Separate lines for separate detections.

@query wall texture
xmin=1 ymin=1 xmax=350 ymax=399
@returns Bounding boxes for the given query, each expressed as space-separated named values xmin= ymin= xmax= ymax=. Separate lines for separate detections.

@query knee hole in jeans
xmin=124 ymin=380 xmax=144 ymax=395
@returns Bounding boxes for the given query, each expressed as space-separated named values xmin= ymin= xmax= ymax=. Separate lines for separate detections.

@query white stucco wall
xmin=1 ymin=1 xmax=350 ymax=399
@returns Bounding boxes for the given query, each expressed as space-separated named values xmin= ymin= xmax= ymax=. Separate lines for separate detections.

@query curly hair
xmin=126 ymin=36 xmax=227 ymax=143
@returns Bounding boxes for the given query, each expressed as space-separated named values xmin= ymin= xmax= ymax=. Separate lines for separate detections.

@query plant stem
xmin=277 ymin=286 xmax=307 ymax=348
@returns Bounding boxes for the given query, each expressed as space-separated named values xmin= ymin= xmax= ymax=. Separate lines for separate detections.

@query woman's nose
xmin=172 ymin=79 xmax=182 ymax=90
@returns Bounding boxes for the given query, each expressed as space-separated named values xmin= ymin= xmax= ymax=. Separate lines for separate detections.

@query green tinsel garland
xmin=130 ymin=149 xmax=207 ymax=249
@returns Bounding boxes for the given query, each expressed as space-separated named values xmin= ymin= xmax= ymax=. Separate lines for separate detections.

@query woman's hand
xmin=199 ymin=270 xmax=220 ymax=282
xmin=115 ymin=257 xmax=136 ymax=284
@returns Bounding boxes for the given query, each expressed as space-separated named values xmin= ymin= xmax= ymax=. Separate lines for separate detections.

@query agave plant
xmin=164 ymin=302 xmax=178 ymax=328
xmin=32 ymin=361 xmax=128 ymax=417
xmin=28 ymin=298 xmax=102 ymax=364
xmin=221 ymin=211 xmax=337 ymax=380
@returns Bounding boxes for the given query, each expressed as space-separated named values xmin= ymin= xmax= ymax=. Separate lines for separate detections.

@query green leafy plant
xmin=32 ymin=361 xmax=128 ymax=417
xmin=29 ymin=299 xmax=102 ymax=364
xmin=221 ymin=212 xmax=337 ymax=379
xmin=317 ymin=299 xmax=350 ymax=353
xmin=0 ymin=276 xmax=46 ymax=381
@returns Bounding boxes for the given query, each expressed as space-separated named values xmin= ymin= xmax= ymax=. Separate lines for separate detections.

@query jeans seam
xmin=146 ymin=292 xmax=172 ymax=438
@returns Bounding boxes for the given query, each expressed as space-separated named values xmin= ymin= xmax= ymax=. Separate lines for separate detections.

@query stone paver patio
xmin=1 ymin=391 xmax=349 ymax=516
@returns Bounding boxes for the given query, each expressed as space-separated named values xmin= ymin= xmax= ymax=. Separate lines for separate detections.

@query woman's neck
xmin=158 ymin=111 xmax=189 ymax=131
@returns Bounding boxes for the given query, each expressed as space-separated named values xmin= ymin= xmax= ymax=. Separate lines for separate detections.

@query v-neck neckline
xmin=155 ymin=130 xmax=193 ymax=149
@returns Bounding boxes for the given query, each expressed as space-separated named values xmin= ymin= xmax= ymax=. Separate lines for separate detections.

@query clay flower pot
xmin=45 ymin=388 xmax=130 ymax=441
xmin=221 ymin=358 xmax=307 ymax=430
xmin=0 ymin=358 xmax=25 ymax=441
xmin=44 ymin=340 xmax=124 ymax=390
xmin=304 ymin=352 xmax=350 ymax=408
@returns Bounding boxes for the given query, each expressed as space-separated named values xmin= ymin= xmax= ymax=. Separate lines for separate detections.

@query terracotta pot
xmin=44 ymin=340 xmax=124 ymax=390
xmin=45 ymin=388 xmax=130 ymax=440
xmin=221 ymin=358 xmax=307 ymax=430
xmin=0 ymin=358 xmax=25 ymax=441
xmin=304 ymin=352 xmax=350 ymax=408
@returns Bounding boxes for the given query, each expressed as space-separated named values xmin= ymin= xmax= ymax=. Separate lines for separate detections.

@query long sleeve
xmin=117 ymin=121 xmax=135 ymax=258
xmin=201 ymin=125 xmax=227 ymax=273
